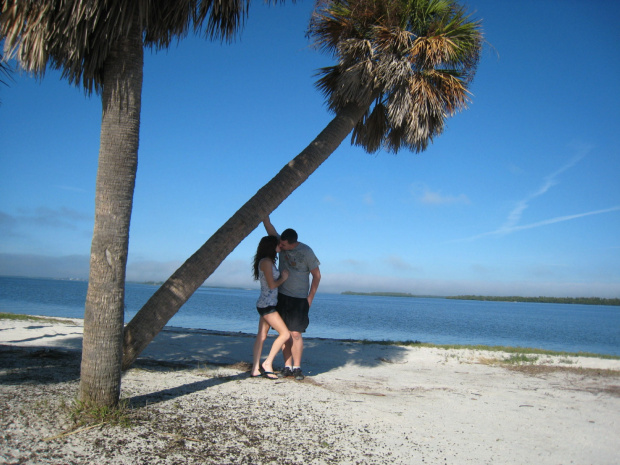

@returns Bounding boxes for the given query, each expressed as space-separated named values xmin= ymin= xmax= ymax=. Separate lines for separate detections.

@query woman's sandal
xmin=260 ymin=365 xmax=278 ymax=380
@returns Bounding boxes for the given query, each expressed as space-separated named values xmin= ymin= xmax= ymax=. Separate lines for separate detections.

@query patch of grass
xmin=339 ymin=338 xmax=423 ymax=346
xmin=502 ymin=353 xmax=539 ymax=365
xmin=69 ymin=398 xmax=133 ymax=428
xmin=506 ymin=364 xmax=620 ymax=378
xmin=0 ymin=312 xmax=74 ymax=325
xmin=423 ymin=343 xmax=620 ymax=359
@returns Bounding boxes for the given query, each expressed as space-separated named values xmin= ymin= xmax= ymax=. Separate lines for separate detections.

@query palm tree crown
xmin=1 ymin=0 xmax=251 ymax=94
xmin=309 ymin=0 xmax=482 ymax=153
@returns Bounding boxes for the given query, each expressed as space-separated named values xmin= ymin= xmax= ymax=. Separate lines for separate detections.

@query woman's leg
xmin=251 ymin=317 xmax=270 ymax=376
xmin=261 ymin=312 xmax=291 ymax=378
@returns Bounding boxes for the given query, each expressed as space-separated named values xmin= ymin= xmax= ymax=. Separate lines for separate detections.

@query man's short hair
xmin=280 ymin=228 xmax=298 ymax=243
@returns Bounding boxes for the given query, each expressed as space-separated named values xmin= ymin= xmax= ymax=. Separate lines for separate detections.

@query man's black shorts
xmin=276 ymin=293 xmax=309 ymax=333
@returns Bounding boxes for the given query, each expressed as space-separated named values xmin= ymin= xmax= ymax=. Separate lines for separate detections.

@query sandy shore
xmin=1 ymin=315 xmax=619 ymax=464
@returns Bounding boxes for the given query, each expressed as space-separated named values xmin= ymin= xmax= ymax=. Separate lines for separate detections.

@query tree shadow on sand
xmin=126 ymin=371 xmax=249 ymax=409
xmin=0 ymin=344 xmax=81 ymax=385
xmin=1 ymin=330 xmax=415 ymax=404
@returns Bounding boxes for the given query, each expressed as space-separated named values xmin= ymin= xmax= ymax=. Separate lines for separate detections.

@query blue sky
xmin=1 ymin=0 xmax=619 ymax=297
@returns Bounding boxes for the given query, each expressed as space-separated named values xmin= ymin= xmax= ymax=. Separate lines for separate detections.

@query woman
xmin=251 ymin=235 xmax=290 ymax=379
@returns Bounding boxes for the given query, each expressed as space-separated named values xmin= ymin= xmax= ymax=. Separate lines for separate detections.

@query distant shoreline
xmin=2 ymin=312 xmax=619 ymax=360
xmin=446 ymin=295 xmax=620 ymax=306
xmin=341 ymin=291 xmax=620 ymax=306
xmin=2 ymin=276 xmax=618 ymax=306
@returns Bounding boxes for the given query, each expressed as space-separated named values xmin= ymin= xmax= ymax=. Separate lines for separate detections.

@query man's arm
xmin=263 ymin=216 xmax=279 ymax=238
xmin=307 ymin=267 xmax=321 ymax=307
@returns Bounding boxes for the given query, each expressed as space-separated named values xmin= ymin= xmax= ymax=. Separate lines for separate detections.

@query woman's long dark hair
xmin=253 ymin=235 xmax=279 ymax=280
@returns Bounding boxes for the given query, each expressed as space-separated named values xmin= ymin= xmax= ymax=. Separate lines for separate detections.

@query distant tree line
xmin=446 ymin=296 xmax=620 ymax=306
xmin=341 ymin=292 xmax=619 ymax=306
xmin=342 ymin=291 xmax=418 ymax=298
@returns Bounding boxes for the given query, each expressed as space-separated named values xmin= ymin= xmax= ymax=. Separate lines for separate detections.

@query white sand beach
xmin=1 ymin=315 xmax=619 ymax=464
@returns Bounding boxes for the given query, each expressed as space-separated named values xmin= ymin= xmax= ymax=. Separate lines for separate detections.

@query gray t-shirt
xmin=278 ymin=242 xmax=320 ymax=299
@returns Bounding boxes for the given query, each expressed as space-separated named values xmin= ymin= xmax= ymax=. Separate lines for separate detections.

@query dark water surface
xmin=1 ymin=276 xmax=618 ymax=355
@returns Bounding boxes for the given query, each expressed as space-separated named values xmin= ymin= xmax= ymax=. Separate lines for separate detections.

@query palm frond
xmin=195 ymin=0 xmax=250 ymax=42
xmin=0 ymin=52 xmax=15 ymax=100
xmin=351 ymin=101 xmax=388 ymax=152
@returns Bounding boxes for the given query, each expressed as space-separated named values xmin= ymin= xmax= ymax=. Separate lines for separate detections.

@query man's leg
xmin=282 ymin=337 xmax=293 ymax=367
xmin=290 ymin=331 xmax=303 ymax=367
xmin=278 ymin=295 xmax=307 ymax=380
xmin=276 ymin=296 xmax=292 ymax=369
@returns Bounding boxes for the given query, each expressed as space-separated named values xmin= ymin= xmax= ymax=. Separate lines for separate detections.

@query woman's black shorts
xmin=256 ymin=305 xmax=278 ymax=317
xmin=276 ymin=294 xmax=310 ymax=333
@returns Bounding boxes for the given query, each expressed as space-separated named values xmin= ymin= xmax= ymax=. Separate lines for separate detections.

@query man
xmin=263 ymin=216 xmax=321 ymax=380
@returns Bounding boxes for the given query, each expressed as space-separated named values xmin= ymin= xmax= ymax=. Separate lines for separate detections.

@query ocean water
xmin=1 ymin=276 xmax=619 ymax=356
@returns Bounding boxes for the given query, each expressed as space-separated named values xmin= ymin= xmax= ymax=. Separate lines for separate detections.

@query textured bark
xmin=122 ymin=97 xmax=375 ymax=370
xmin=79 ymin=20 xmax=144 ymax=406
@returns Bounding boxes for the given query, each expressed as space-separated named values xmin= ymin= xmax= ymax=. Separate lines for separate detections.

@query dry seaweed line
xmin=42 ymin=422 xmax=105 ymax=442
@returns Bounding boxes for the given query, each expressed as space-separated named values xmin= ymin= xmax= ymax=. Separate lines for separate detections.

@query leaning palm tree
xmin=1 ymin=0 xmax=257 ymax=407
xmin=122 ymin=0 xmax=483 ymax=369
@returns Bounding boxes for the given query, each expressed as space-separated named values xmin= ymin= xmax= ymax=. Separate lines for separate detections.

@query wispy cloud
xmin=341 ymin=258 xmax=366 ymax=268
xmin=459 ymin=206 xmax=620 ymax=242
xmin=456 ymin=149 xmax=609 ymax=242
xmin=500 ymin=206 xmax=620 ymax=234
xmin=0 ymin=207 xmax=91 ymax=234
xmin=383 ymin=255 xmax=418 ymax=272
xmin=500 ymin=149 xmax=589 ymax=232
xmin=413 ymin=184 xmax=470 ymax=206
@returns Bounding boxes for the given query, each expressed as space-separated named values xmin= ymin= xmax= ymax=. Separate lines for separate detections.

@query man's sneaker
xmin=278 ymin=367 xmax=293 ymax=378
xmin=293 ymin=368 xmax=305 ymax=381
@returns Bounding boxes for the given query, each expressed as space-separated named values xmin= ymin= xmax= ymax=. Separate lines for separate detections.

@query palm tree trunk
xmin=79 ymin=20 xmax=144 ymax=406
xmin=122 ymin=96 xmax=375 ymax=370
